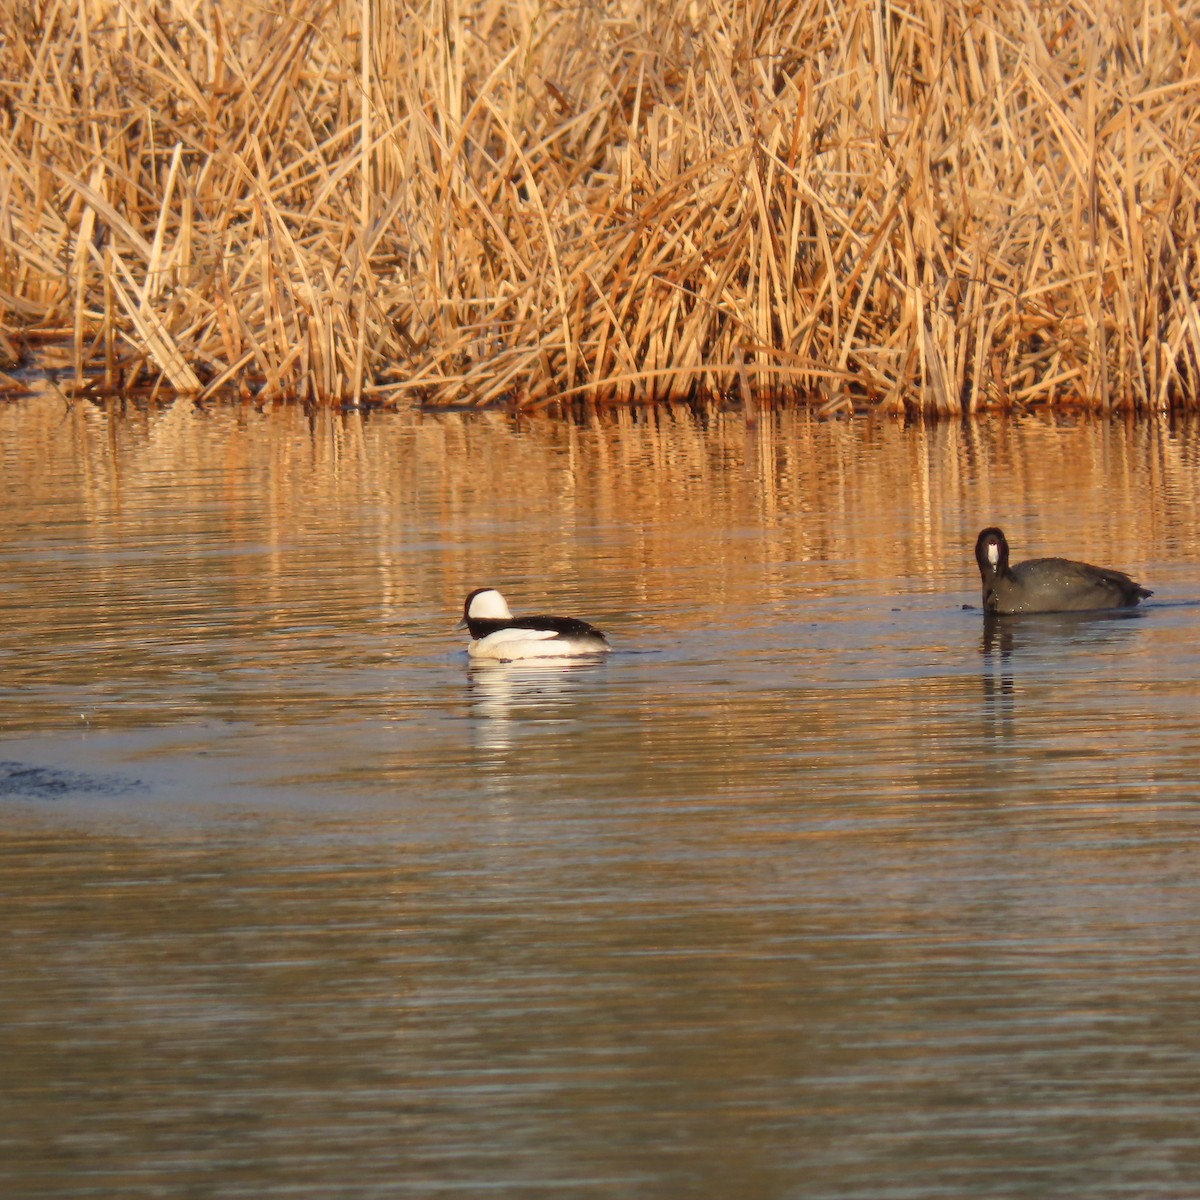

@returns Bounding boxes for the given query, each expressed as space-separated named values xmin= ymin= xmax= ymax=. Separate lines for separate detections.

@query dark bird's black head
xmin=975 ymin=527 xmax=1010 ymax=579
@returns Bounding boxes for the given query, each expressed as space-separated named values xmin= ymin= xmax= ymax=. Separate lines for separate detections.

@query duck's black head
xmin=975 ymin=527 xmax=1010 ymax=578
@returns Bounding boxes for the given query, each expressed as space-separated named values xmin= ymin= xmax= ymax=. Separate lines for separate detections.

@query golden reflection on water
xmin=3 ymin=395 xmax=1196 ymax=753
xmin=4 ymin=397 xmax=1199 ymax=615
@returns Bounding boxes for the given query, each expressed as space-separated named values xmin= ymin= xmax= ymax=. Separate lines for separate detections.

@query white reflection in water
xmin=465 ymin=657 xmax=608 ymax=759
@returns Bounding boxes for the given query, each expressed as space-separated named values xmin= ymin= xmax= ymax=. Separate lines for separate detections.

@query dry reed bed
xmin=0 ymin=0 xmax=1198 ymax=412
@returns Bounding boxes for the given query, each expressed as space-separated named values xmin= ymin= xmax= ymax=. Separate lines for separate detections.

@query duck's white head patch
xmin=467 ymin=589 xmax=513 ymax=620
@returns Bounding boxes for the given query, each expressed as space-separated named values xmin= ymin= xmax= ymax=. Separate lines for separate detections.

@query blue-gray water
xmin=2 ymin=396 xmax=1200 ymax=1197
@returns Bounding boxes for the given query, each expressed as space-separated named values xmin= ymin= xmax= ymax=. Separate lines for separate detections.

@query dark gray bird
xmin=974 ymin=527 xmax=1151 ymax=614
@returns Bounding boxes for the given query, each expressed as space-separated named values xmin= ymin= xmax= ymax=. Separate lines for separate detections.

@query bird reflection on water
xmin=979 ymin=608 xmax=1149 ymax=746
xmin=465 ymin=658 xmax=609 ymax=760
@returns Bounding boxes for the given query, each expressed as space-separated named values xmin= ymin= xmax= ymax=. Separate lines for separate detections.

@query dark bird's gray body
xmin=974 ymin=527 xmax=1151 ymax=614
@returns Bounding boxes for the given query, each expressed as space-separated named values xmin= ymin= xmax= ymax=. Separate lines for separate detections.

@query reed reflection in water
xmin=2 ymin=395 xmax=1200 ymax=1198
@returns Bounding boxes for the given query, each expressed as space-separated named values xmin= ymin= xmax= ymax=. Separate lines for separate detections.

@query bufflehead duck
xmin=974 ymin=527 xmax=1152 ymax=614
xmin=460 ymin=588 xmax=612 ymax=660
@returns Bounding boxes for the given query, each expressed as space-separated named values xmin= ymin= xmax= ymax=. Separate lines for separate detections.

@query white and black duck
xmin=460 ymin=588 xmax=611 ymax=660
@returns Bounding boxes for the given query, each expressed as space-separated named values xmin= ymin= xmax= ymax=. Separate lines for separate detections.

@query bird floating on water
xmin=974 ymin=527 xmax=1151 ymax=614
xmin=460 ymin=588 xmax=612 ymax=661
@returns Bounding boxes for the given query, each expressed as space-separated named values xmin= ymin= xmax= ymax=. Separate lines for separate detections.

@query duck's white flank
xmin=468 ymin=626 xmax=594 ymax=661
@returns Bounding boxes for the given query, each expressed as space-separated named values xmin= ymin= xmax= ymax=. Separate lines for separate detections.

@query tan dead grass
xmin=0 ymin=0 xmax=1198 ymax=413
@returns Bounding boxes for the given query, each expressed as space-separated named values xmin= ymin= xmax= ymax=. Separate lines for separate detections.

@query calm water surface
xmin=3 ymin=396 xmax=1200 ymax=1197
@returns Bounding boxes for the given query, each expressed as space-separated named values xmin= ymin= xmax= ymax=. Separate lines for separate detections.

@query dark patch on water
xmin=0 ymin=760 xmax=143 ymax=801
